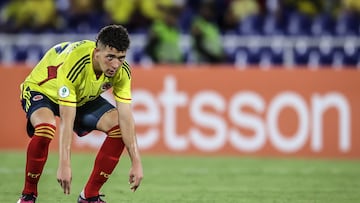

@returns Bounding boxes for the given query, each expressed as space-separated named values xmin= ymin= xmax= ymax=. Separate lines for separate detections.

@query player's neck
xmin=92 ymin=53 xmax=103 ymax=79
xmin=93 ymin=65 xmax=102 ymax=79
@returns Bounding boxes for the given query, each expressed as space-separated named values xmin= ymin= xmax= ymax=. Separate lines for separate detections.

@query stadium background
xmin=0 ymin=0 xmax=360 ymax=202
xmin=1 ymin=0 xmax=359 ymax=157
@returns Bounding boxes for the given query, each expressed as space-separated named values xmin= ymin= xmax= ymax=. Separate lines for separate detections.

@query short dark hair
xmin=96 ymin=24 xmax=130 ymax=51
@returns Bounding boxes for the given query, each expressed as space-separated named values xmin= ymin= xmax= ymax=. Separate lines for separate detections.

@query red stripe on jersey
xmin=114 ymin=92 xmax=131 ymax=101
xmin=58 ymin=99 xmax=77 ymax=104
xmin=37 ymin=63 xmax=63 ymax=86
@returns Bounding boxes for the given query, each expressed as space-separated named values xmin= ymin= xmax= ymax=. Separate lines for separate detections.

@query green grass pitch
xmin=1 ymin=151 xmax=359 ymax=203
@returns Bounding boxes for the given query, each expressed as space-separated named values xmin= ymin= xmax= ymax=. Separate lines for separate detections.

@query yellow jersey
xmin=21 ymin=40 xmax=132 ymax=107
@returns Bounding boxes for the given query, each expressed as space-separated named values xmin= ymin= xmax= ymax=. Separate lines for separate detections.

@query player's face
xmin=95 ymin=45 xmax=126 ymax=77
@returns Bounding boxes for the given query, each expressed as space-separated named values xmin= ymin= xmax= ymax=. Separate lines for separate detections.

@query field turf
xmin=1 ymin=151 xmax=359 ymax=203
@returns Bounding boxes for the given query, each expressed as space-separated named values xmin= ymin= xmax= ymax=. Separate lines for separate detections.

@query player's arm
xmin=56 ymin=83 xmax=77 ymax=195
xmin=57 ymin=105 xmax=76 ymax=194
xmin=56 ymin=84 xmax=77 ymax=194
xmin=116 ymin=101 xmax=143 ymax=192
xmin=55 ymin=42 xmax=83 ymax=194
xmin=114 ymin=62 xmax=143 ymax=191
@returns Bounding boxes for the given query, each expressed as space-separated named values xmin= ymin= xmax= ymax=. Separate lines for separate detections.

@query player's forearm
xmin=119 ymin=118 xmax=141 ymax=165
xmin=58 ymin=129 xmax=73 ymax=165
xmin=116 ymin=102 xmax=142 ymax=165
xmin=58 ymin=105 xmax=76 ymax=165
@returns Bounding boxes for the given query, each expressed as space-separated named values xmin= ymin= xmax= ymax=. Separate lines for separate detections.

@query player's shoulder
xmin=112 ymin=61 xmax=131 ymax=81
xmin=58 ymin=40 xmax=94 ymax=66
xmin=120 ymin=60 xmax=131 ymax=79
xmin=121 ymin=60 xmax=131 ymax=68
xmin=67 ymin=40 xmax=95 ymax=54
xmin=51 ymin=40 xmax=94 ymax=52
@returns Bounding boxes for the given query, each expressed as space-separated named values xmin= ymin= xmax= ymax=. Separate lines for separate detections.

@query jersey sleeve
xmin=56 ymin=43 xmax=90 ymax=107
xmin=112 ymin=61 xmax=132 ymax=104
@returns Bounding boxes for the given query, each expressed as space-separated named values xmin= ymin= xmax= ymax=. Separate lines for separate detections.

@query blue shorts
xmin=21 ymin=88 xmax=115 ymax=137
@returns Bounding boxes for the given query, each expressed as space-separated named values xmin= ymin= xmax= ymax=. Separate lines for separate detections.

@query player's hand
xmin=129 ymin=163 xmax=143 ymax=192
xmin=57 ymin=164 xmax=72 ymax=195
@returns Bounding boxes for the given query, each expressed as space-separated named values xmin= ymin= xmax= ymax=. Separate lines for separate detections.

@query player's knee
xmin=33 ymin=123 xmax=56 ymax=140
xmin=106 ymin=125 xmax=122 ymax=138
xmin=97 ymin=109 xmax=118 ymax=131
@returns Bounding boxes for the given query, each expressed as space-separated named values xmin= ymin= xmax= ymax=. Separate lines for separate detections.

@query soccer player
xmin=17 ymin=25 xmax=143 ymax=203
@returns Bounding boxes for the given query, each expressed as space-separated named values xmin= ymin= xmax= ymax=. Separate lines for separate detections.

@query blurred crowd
xmin=0 ymin=0 xmax=359 ymax=66
xmin=1 ymin=0 xmax=359 ymax=34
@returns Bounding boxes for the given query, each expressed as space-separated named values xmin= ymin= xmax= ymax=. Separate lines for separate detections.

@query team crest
xmin=101 ymin=82 xmax=112 ymax=91
xmin=58 ymin=86 xmax=70 ymax=98
xmin=32 ymin=95 xmax=43 ymax=101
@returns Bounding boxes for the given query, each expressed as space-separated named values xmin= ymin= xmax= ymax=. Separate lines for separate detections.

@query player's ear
xmin=95 ymin=46 xmax=104 ymax=54
xmin=93 ymin=47 xmax=101 ymax=60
